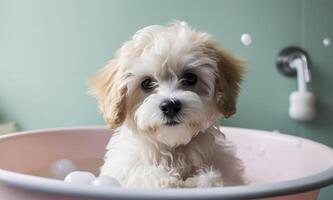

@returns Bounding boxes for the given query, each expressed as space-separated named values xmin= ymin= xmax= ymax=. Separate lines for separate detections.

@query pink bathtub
xmin=0 ymin=127 xmax=332 ymax=200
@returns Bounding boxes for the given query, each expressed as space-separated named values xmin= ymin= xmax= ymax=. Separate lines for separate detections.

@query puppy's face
xmin=90 ymin=22 xmax=243 ymax=147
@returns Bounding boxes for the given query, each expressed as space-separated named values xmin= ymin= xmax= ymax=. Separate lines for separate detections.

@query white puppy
xmin=90 ymin=22 xmax=245 ymax=188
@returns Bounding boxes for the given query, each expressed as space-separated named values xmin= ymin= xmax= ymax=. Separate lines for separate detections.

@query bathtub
xmin=0 ymin=126 xmax=332 ymax=200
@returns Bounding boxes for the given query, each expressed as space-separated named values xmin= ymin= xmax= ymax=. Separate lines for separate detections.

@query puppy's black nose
xmin=160 ymin=99 xmax=182 ymax=118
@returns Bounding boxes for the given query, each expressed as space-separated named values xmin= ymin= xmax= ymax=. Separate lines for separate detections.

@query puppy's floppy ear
xmin=214 ymin=47 xmax=244 ymax=118
xmin=89 ymin=59 xmax=127 ymax=128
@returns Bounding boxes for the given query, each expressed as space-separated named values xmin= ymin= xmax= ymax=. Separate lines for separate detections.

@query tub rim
xmin=0 ymin=126 xmax=332 ymax=200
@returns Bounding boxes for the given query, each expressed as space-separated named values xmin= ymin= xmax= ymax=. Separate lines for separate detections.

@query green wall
xmin=0 ymin=0 xmax=332 ymax=199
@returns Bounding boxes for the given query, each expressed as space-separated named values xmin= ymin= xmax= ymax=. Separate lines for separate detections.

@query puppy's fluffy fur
xmin=90 ymin=22 xmax=245 ymax=188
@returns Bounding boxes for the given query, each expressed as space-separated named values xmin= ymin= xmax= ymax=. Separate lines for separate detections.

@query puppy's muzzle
xmin=159 ymin=99 xmax=182 ymax=125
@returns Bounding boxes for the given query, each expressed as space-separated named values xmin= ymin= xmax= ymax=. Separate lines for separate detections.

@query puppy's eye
xmin=141 ymin=78 xmax=155 ymax=91
xmin=182 ymin=72 xmax=197 ymax=86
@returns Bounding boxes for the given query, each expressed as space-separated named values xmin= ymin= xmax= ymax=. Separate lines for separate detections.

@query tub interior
xmin=225 ymin=128 xmax=333 ymax=184
xmin=0 ymin=127 xmax=332 ymax=186
xmin=0 ymin=129 xmax=108 ymax=178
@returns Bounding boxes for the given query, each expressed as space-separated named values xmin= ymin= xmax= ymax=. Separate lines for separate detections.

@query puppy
xmin=90 ymin=22 xmax=245 ymax=188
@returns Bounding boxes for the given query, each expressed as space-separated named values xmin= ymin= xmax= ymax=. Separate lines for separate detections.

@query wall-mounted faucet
xmin=276 ymin=47 xmax=316 ymax=122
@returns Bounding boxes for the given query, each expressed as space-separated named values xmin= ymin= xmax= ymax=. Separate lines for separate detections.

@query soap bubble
xmin=64 ymin=171 xmax=96 ymax=184
xmin=241 ymin=33 xmax=252 ymax=46
xmin=92 ymin=176 xmax=121 ymax=187
xmin=50 ymin=159 xmax=77 ymax=179
xmin=323 ymin=38 xmax=331 ymax=47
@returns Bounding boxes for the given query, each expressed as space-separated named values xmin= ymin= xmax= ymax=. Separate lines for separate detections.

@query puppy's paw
xmin=184 ymin=168 xmax=224 ymax=188
xmin=124 ymin=165 xmax=184 ymax=188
